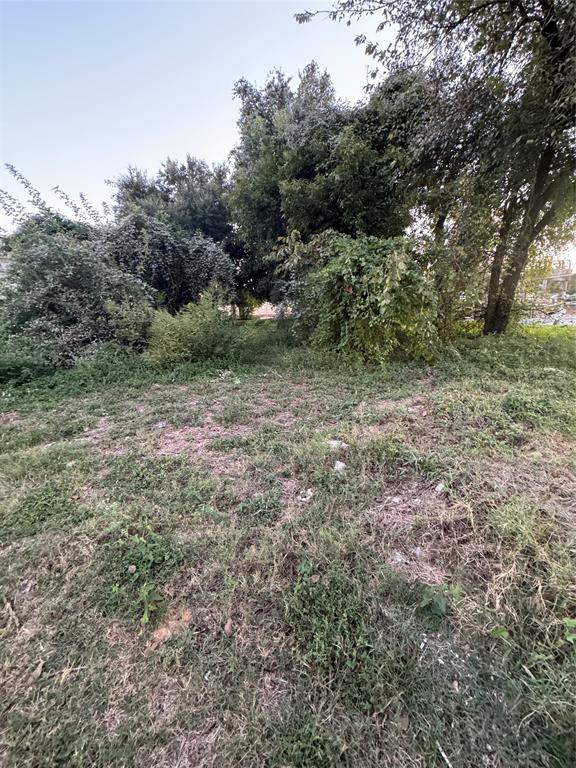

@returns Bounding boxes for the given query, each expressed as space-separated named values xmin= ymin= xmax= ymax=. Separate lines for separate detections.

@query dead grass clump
xmin=360 ymin=479 xmax=471 ymax=585
xmin=152 ymin=416 xmax=252 ymax=457
xmin=0 ymin=410 xmax=23 ymax=426
xmin=137 ymin=720 xmax=222 ymax=768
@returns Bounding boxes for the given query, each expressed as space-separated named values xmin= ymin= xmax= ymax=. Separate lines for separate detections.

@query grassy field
xmin=1 ymin=324 xmax=575 ymax=767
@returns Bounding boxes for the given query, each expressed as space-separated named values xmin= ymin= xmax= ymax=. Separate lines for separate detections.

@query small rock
xmin=326 ymin=439 xmax=349 ymax=451
xmin=333 ymin=460 xmax=347 ymax=473
xmin=127 ymin=564 xmax=137 ymax=574
xmin=310 ymin=574 xmax=321 ymax=583
xmin=224 ymin=618 xmax=233 ymax=636
xmin=390 ymin=551 xmax=407 ymax=565
xmin=435 ymin=482 xmax=445 ymax=494
xmin=298 ymin=488 xmax=314 ymax=503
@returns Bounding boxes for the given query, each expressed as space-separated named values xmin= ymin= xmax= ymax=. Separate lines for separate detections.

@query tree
xmin=114 ymin=157 xmax=267 ymax=306
xmin=228 ymin=62 xmax=420 ymax=284
xmin=104 ymin=211 xmax=234 ymax=313
xmin=300 ymin=1 xmax=576 ymax=333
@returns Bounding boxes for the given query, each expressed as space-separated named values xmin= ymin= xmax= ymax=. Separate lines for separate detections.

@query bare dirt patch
xmin=361 ymin=479 xmax=455 ymax=584
xmin=388 ymin=544 xmax=446 ymax=585
xmin=145 ymin=606 xmax=193 ymax=655
xmin=152 ymin=416 xmax=251 ymax=457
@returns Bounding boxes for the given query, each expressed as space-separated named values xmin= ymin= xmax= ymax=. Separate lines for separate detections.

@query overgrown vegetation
xmin=0 ymin=326 xmax=575 ymax=766
xmin=292 ymin=234 xmax=439 ymax=361
xmin=2 ymin=2 xmax=573 ymax=363
xmin=0 ymin=2 xmax=575 ymax=765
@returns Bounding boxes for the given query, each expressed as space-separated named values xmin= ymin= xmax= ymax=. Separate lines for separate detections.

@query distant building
xmin=541 ymin=260 xmax=575 ymax=295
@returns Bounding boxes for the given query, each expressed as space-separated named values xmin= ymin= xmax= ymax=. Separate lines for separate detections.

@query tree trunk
xmin=433 ymin=212 xmax=447 ymax=244
xmin=483 ymin=196 xmax=517 ymax=333
xmin=483 ymin=142 xmax=556 ymax=334
xmin=483 ymin=232 xmax=531 ymax=334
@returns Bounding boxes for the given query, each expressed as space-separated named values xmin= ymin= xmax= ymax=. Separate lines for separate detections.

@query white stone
xmin=327 ymin=439 xmax=349 ymax=451
xmin=333 ymin=460 xmax=347 ymax=473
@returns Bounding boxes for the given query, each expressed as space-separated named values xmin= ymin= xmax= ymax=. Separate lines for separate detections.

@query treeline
xmin=1 ymin=0 xmax=574 ymax=373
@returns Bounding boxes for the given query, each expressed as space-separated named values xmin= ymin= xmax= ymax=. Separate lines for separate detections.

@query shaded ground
xmin=1 ymin=327 xmax=575 ymax=767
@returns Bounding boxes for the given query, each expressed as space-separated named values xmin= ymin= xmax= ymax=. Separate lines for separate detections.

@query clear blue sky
xmin=0 ymin=1 xmax=386 ymax=221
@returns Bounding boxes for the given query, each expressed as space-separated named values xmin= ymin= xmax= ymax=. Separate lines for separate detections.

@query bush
xmin=1 ymin=230 xmax=152 ymax=365
xmin=294 ymin=234 xmax=439 ymax=362
xmin=148 ymin=288 xmax=239 ymax=363
xmin=0 ymin=350 xmax=53 ymax=385
xmin=105 ymin=211 xmax=234 ymax=312
xmin=0 ymin=326 xmax=54 ymax=384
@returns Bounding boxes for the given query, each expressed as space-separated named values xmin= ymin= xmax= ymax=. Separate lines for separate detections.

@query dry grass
xmin=1 ymin=328 xmax=575 ymax=767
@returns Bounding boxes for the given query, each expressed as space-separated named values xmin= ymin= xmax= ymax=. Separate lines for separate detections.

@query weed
xmin=0 ymin=482 xmax=91 ymax=542
xmin=217 ymin=399 xmax=248 ymax=426
xmin=286 ymin=560 xmax=373 ymax=674
xmin=237 ymin=492 xmax=283 ymax=525
xmin=97 ymin=524 xmax=182 ymax=623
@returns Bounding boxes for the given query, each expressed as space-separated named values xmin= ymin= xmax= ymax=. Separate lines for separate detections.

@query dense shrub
xmin=105 ymin=211 xmax=234 ymax=312
xmin=0 ymin=349 xmax=53 ymax=385
xmin=294 ymin=234 xmax=439 ymax=362
xmin=1 ymin=230 xmax=152 ymax=364
xmin=148 ymin=288 xmax=239 ymax=363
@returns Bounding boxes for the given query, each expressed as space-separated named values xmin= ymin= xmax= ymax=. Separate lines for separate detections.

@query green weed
xmin=0 ymin=483 xmax=90 ymax=542
xmin=97 ymin=524 xmax=182 ymax=623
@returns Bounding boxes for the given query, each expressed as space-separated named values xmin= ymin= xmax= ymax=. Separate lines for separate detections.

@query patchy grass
xmin=1 ymin=325 xmax=575 ymax=767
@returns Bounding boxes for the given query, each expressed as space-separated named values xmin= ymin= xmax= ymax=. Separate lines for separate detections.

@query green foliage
xmin=315 ymin=1 xmax=575 ymax=334
xmin=1 ymin=230 xmax=151 ymax=364
xmin=104 ymin=299 xmax=153 ymax=349
xmin=269 ymin=714 xmax=335 ymax=768
xmin=98 ymin=524 xmax=181 ymax=624
xmin=114 ymin=159 xmax=266 ymax=305
xmin=237 ymin=491 xmax=282 ymax=525
xmin=0 ymin=483 xmax=90 ymax=543
xmin=115 ymin=157 xmax=232 ymax=244
xmin=296 ymin=234 xmax=439 ymax=362
xmin=229 ymin=63 xmax=415 ymax=282
xmin=286 ymin=560 xmax=373 ymax=673
xmin=0 ymin=344 xmax=54 ymax=385
xmin=105 ymin=211 xmax=234 ymax=312
xmin=418 ymin=584 xmax=462 ymax=622
xmin=148 ymin=288 xmax=240 ymax=363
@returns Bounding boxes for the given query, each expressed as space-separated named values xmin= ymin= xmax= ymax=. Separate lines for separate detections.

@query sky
xmin=0 ymin=1 xmax=387 ymax=222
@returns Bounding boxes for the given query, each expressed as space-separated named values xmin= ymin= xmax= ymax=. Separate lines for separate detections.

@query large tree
xmin=114 ymin=157 xmax=268 ymax=304
xmin=228 ymin=62 xmax=420 ymax=275
xmin=300 ymin=1 xmax=575 ymax=332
